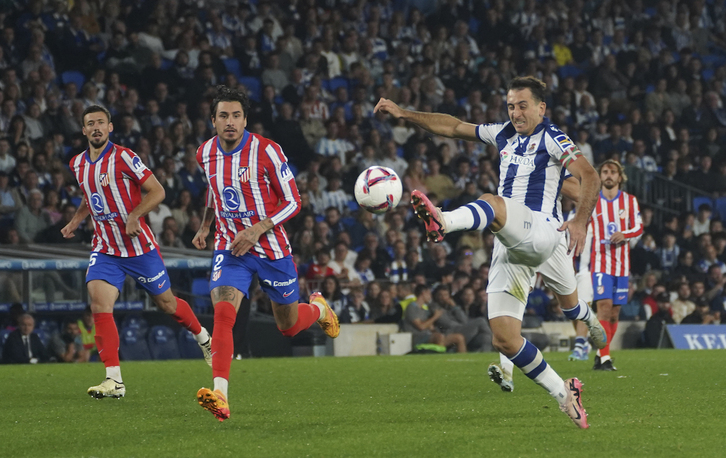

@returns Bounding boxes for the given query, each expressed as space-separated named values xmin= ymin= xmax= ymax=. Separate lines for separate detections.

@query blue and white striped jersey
xmin=476 ymin=117 xmax=581 ymax=222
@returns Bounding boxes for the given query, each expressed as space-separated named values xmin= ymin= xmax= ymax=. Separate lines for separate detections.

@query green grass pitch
xmin=1 ymin=350 xmax=725 ymax=458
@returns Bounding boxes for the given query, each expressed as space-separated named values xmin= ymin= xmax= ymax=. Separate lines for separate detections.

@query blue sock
xmin=444 ymin=199 xmax=495 ymax=232
xmin=574 ymin=336 xmax=587 ymax=351
xmin=509 ymin=339 xmax=568 ymax=402
xmin=562 ymin=299 xmax=592 ymax=321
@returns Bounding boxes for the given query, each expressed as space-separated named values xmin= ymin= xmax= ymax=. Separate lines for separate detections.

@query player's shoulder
xmin=70 ymin=151 xmax=86 ymax=167
xmin=252 ymin=132 xmax=281 ymax=150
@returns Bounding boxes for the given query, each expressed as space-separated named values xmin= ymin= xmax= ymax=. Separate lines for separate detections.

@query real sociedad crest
xmin=238 ymin=166 xmax=250 ymax=183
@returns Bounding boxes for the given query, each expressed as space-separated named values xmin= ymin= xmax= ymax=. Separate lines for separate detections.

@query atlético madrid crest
xmin=99 ymin=173 xmax=109 ymax=187
xmin=238 ymin=166 xmax=250 ymax=183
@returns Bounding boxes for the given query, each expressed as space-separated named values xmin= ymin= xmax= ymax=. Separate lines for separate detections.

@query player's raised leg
xmin=152 ymin=288 xmax=212 ymax=366
xmin=489 ymin=292 xmax=589 ymax=428
xmin=86 ymin=279 xmax=125 ymax=399
xmin=411 ymin=190 xmax=504 ymax=242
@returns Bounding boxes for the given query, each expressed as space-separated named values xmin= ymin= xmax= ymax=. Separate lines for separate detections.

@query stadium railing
xmin=0 ymin=249 xmax=212 ymax=313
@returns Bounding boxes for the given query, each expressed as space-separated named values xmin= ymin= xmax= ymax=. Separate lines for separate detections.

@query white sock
xmin=600 ymin=354 xmax=611 ymax=363
xmin=214 ymin=377 xmax=229 ymax=398
xmin=537 ymin=368 xmax=569 ymax=406
xmin=443 ymin=200 xmax=495 ymax=232
xmin=193 ymin=327 xmax=211 ymax=344
xmin=499 ymin=353 xmax=514 ymax=379
xmin=106 ymin=366 xmax=122 ymax=383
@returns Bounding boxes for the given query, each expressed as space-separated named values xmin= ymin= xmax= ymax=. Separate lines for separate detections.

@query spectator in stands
xmin=431 ymin=284 xmax=492 ymax=352
xmin=671 ymin=281 xmax=696 ymax=324
xmin=0 ymin=170 xmax=21 ymax=225
xmin=402 ymin=284 xmax=466 ymax=352
xmin=328 ymin=240 xmax=359 ymax=287
xmin=681 ymin=297 xmax=719 ymax=324
xmin=2 ymin=313 xmax=48 ymax=364
xmin=339 ymin=287 xmax=370 ymax=324
xmin=320 ymin=275 xmax=347 ymax=316
xmin=49 ymin=319 xmax=89 ymax=363
xmin=693 ymin=203 xmax=713 ymax=237
xmin=14 ymin=189 xmax=50 ymax=243
xmin=644 ymin=292 xmax=675 ymax=348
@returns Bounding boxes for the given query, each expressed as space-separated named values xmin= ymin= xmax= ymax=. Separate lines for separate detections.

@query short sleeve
xmin=545 ymin=126 xmax=583 ymax=168
xmin=475 ymin=123 xmax=506 ymax=145
xmin=119 ymin=149 xmax=152 ymax=184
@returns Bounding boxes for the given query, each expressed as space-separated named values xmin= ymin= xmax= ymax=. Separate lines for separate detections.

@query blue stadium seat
xmin=178 ymin=328 xmax=204 ymax=360
xmin=0 ymin=328 xmax=12 ymax=347
xmin=558 ymin=65 xmax=582 ymax=79
xmin=702 ymin=69 xmax=714 ymax=81
xmin=148 ymin=325 xmax=180 ymax=360
xmin=239 ymin=76 xmax=261 ymax=101
xmin=328 ymin=76 xmax=349 ymax=93
xmin=222 ymin=57 xmax=243 ymax=79
xmin=37 ymin=318 xmax=59 ymax=336
xmin=468 ymin=17 xmax=481 ymax=34
xmin=191 ymin=278 xmax=211 ymax=314
xmin=693 ymin=196 xmax=714 ymax=213
xmin=347 ymin=200 xmax=360 ymax=212
xmin=121 ymin=314 xmax=149 ymax=337
xmin=714 ymin=197 xmax=726 ymax=220
xmin=61 ymin=70 xmax=85 ymax=89
xmin=33 ymin=329 xmax=49 ymax=347
xmin=119 ymin=327 xmax=151 ymax=361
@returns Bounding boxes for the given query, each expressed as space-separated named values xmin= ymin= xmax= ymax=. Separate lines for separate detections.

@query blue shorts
xmin=86 ymin=250 xmax=170 ymax=296
xmin=592 ymin=273 xmax=628 ymax=305
xmin=209 ymin=251 xmax=300 ymax=305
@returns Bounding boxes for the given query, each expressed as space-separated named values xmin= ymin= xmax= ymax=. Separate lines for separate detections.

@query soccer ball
xmin=354 ymin=166 xmax=403 ymax=214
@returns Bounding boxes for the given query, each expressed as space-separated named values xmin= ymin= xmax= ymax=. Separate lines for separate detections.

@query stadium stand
xmin=147 ymin=325 xmax=181 ymax=360
xmin=1 ymin=0 xmax=726 ymax=359
xmin=118 ymin=327 xmax=151 ymax=361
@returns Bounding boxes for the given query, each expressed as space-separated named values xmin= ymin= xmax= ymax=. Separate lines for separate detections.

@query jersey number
xmin=89 ymin=253 xmax=98 ymax=266
xmin=213 ymin=254 xmax=224 ymax=271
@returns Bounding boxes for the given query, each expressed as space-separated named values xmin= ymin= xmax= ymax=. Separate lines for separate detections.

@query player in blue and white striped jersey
xmin=375 ymin=76 xmax=605 ymax=429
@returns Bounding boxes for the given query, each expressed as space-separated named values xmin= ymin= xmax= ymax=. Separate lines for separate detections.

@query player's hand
xmin=373 ymin=98 xmax=405 ymax=118
xmin=126 ymin=215 xmax=141 ymax=237
xmin=558 ymin=219 xmax=587 ymax=256
xmin=231 ymin=224 xmax=263 ymax=256
xmin=61 ymin=220 xmax=79 ymax=239
xmin=610 ymin=231 xmax=626 ymax=245
xmin=192 ymin=227 xmax=209 ymax=250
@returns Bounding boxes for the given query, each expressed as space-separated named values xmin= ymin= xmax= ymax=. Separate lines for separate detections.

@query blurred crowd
xmin=0 ymin=0 xmax=725 ymax=343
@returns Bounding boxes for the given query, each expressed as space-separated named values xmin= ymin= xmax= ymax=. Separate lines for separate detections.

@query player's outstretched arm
xmin=193 ymin=206 xmax=215 ymax=250
xmin=374 ymin=98 xmax=479 ymax=141
xmin=61 ymin=195 xmax=90 ymax=238
xmin=127 ymin=175 xmax=166 ymax=237
xmin=558 ymin=157 xmax=600 ymax=256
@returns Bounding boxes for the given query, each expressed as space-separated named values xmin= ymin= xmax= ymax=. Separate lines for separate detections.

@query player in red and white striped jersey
xmin=192 ymin=86 xmax=340 ymax=422
xmin=62 ymin=105 xmax=212 ymax=399
xmin=590 ymin=160 xmax=643 ymax=371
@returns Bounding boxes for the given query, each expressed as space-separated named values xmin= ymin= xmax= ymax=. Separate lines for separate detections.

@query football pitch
xmin=1 ymin=350 xmax=724 ymax=458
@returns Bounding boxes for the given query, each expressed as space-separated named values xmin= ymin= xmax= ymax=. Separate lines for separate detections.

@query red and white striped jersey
xmin=590 ymin=190 xmax=643 ymax=276
xmin=196 ymin=131 xmax=301 ymax=259
xmin=70 ymin=142 xmax=157 ymax=257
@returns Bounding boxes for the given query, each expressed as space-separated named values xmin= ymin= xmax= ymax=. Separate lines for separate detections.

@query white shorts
xmin=487 ymin=197 xmax=564 ymax=318
xmin=536 ymin=236 xmax=579 ymax=297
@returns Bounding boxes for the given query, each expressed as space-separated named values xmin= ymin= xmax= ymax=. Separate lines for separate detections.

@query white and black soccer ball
xmin=354 ymin=166 xmax=403 ymax=214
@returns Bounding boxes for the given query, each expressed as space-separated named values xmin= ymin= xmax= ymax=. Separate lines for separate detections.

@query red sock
xmin=94 ymin=313 xmax=120 ymax=367
xmin=171 ymin=297 xmax=202 ymax=335
xmin=212 ymin=301 xmax=237 ymax=380
xmin=599 ymin=320 xmax=611 ymax=358
xmin=279 ymin=303 xmax=320 ymax=337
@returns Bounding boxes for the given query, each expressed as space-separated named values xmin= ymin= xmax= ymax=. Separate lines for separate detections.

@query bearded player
xmin=193 ymin=86 xmax=339 ymax=422
xmin=62 ymin=105 xmax=212 ymax=399
xmin=590 ymin=159 xmax=642 ymax=370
